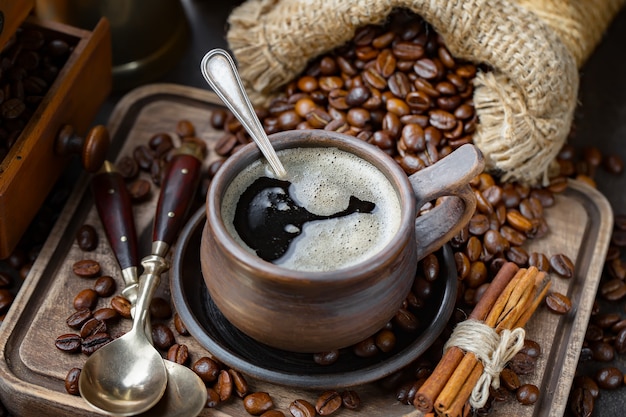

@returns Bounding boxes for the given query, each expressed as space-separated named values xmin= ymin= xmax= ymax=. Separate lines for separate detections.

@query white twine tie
xmin=443 ymin=319 xmax=526 ymax=409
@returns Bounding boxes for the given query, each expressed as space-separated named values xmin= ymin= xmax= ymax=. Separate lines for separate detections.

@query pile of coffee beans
xmin=0 ymin=22 xmax=76 ymax=328
xmin=0 ymin=25 xmax=75 ymax=163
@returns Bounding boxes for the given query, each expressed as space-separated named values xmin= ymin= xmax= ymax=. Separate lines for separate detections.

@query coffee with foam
xmin=221 ymin=147 xmax=401 ymax=272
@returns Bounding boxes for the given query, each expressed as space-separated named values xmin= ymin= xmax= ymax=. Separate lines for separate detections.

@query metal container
xmin=36 ymin=0 xmax=189 ymax=90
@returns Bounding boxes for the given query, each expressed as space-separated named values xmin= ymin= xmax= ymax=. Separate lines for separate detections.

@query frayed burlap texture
xmin=227 ymin=0 xmax=625 ymax=184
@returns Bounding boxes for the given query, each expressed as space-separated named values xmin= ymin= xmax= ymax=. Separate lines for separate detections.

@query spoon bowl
xmin=138 ymin=361 xmax=207 ymax=417
xmin=79 ymin=263 xmax=168 ymax=415
xmin=78 ymin=330 xmax=168 ymax=416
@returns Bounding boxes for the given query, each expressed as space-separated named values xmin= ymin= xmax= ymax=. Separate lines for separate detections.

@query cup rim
xmin=206 ymin=129 xmax=416 ymax=283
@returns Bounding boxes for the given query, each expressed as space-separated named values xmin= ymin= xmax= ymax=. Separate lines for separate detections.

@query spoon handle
xmin=151 ymin=141 xmax=205 ymax=257
xmin=201 ymin=48 xmax=287 ymax=179
xmin=91 ymin=161 xmax=140 ymax=302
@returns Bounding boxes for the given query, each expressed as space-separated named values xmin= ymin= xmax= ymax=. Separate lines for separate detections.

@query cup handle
xmin=408 ymin=144 xmax=485 ymax=260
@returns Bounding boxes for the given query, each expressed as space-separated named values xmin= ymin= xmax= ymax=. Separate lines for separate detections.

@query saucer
xmin=170 ymin=207 xmax=458 ymax=389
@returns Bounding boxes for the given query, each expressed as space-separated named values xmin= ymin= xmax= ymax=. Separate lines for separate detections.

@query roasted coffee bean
xmin=516 ymin=384 xmax=539 ymax=405
xmin=395 ymin=380 xmax=416 ymax=404
xmin=421 ymin=253 xmax=440 ymax=281
xmin=244 ymin=392 xmax=274 ymax=415
xmin=81 ymin=332 xmax=112 ymax=355
xmin=215 ymin=370 xmax=233 ymax=402
xmin=151 ymin=323 xmax=175 ymax=350
xmin=595 ymin=366 xmax=624 ymax=389
xmin=289 ymin=398 xmax=317 ymax=417
xmin=375 ymin=329 xmax=396 ymax=353
xmin=520 ymin=339 xmax=541 ymax=358
xmin=173 ymin=312 xmax=190 ymax=336
xmin=528 ymin=252 xmax=550 ymax=272
xmin=133 ymin=145 xmax=154 ymax=171
xmin=166 ymin=343 xmax=189 ymax=365
xmin=611 ymin=318 xmax=626 ymax=333
xmin=205 ymin=387 xmax=220 ymax=408
xmin=73 ymin=288 xmax=98 ymax=310
xmin=591 ymin=341 xmax=615 ymax=362
xmin=393 ymin=308 xmax=419 ymax=332
xmin=260 ymin=411 xmax=285 ymax=417
xmin=65 ymin=368 xmax=82 ymax=396
xmin=116 ymin=155 xmax=139 ymax=179
xmin=550 ymin=253 xmax=575 ymax=278
xmin=353 ymin=336 xmax=379 ymax=358
xmin=192 ymin=356 xmax=220 ymax=383
xmin=569 ymin=386 xmax=594 ymax=417
xmin=341 ymin=390 xmax=361 ymax=410
xmin=545 ymin=291 xmax=572 ymax=314
xmin=500 ymin=368 xmax=521 ymax=391
xmin=93 ymin=275 xmax=116 ymax=297
xmin=412 ymin=278 xmax=433 ymax=302
xmin=55 ymin=333 xmax=82 ymax=353
xmin=466 ymin=261 xmax=488 ymax=288
xmin=229 ymin=369 xmax=249 ymax=398
xmin=400 ymin=379 xmax=425 ymax=405
xmin=110 ymin=295 xmax=132 ymax=319
xmin=508 ymin=352 xmax=536 ymax=375
xmin=80 ymin=318 xmax=107 ymax=339
xmin=454 ymin=252 xmax=471 ymax=280
xmin=603 ymin=155 xmax=624 ymax=174
xmin=149 ymin=296 xmax=172 ymax=319
xmin=66 ymin=308 xmax=93 ymax=329
xmin=593 ymin=312 xmax=620 ymax=328
xmin=127 ymin=178 xmax=152 ymax=202
xmin=72 ymin=259 xmax=101 ymax=278
xmin=176 ymin=120 xmax=195 ymax=138
xmin=506 ymin=246 xmax=528 ymax=266
xmin=314 ymin=350 xmax=339 ymax=365
xmin=574 ymin=375 xmax=600 ymax=399
xmin=530 ymin=188 xmax=555 ymax=207
xmin=76 ymin=224 xmax=98 ymax=251
xmin=316 ymin=390 xmax=342 ymax=415
xmin=614 ymin=327 xmax=626 ymax=354
xmin=600 ymin=279 xmax=626 ymax=301
xmin=469 ymin=214 xmax=490 ymax=236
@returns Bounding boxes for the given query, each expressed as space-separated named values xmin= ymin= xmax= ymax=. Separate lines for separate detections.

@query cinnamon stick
xmin=513 ymin=272 xmax=550 ymax=329
xmin=436 ymin=267 xmax=548 ymax=417
xmin=412 ymin=262 xmax=520 ymax=412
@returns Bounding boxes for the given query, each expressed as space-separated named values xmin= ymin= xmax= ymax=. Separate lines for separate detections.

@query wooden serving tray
xmin=0 ymin=84 xmax=613 ymax=417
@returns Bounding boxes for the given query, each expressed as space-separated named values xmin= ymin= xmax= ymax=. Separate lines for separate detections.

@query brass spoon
xmin=80 ymin=141 xmax=207 ymax=415
xmin=201 ymin=48 xmax=288 ymax=179
xmin=78 ymin=254 xmax=168 ymax=416
xmin=88 ymin=160 xmax=206 ymax=417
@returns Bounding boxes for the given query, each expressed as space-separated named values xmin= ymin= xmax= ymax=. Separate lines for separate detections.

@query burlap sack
xmin=226 ymin=0 xmax=625 ymax=185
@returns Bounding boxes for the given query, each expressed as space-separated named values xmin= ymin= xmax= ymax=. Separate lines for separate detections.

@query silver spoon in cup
xmin=80 ymin=141 xmax=207 ymax=416
xmin=87 ymin=160 xmax=206 ymax=417
xmin=201 ymin=48 xmax=288 ymax=179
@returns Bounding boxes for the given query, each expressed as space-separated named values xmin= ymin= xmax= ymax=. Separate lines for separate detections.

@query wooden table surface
xmin=4 ymin=1 xmax=626 ymax=416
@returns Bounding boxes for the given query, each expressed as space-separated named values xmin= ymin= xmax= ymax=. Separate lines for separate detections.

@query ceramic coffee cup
xmin=200 ymin=129 xmax=483 ymax=353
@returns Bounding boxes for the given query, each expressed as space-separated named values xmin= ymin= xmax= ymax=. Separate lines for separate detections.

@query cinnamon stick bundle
xmin=414 ymin=263 xmax=550 ymax=417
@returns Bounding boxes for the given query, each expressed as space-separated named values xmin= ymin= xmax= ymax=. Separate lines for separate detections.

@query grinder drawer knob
xmin=55 ymin=125 xmax=110 ymax=173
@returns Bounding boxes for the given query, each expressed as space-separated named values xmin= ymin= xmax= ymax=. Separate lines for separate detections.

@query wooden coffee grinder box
xmin=0 ymin=0 xmax=112 ymax=258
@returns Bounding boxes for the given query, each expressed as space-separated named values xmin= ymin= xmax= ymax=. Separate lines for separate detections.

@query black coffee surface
xmin=234 ymin=176 xmax=375 ymax=262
